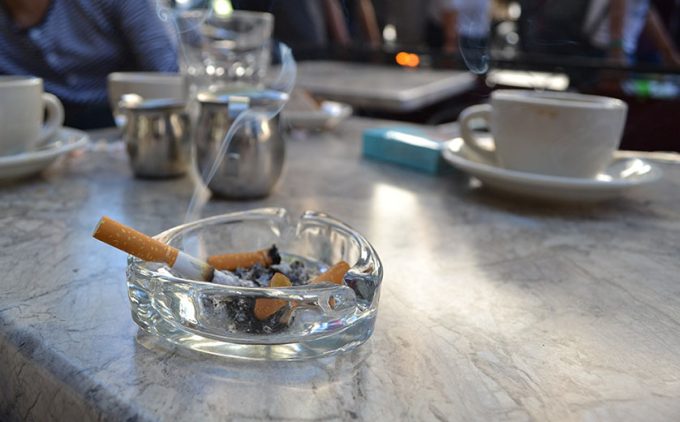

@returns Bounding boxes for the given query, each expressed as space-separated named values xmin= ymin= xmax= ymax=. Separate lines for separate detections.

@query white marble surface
xmin=1 ymin=118 xmax=680 ymax=421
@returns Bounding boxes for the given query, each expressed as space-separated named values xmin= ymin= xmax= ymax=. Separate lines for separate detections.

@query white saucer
xmin=282 ymin=101 xmax=353 ymax=130
xmin=442 ymin=138 xmax=663 ymax=201
xmin=0 ymin=127 xmax=89 ymax=181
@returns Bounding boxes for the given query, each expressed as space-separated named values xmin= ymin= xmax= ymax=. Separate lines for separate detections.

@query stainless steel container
xmin=194 ymin=89 xmax=287 ymax=199
xmin=119 ymin=98 xmax=191 ymax=178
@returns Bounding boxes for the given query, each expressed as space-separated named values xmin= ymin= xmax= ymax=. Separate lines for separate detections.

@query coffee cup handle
xmin=458 ymin=104 xmax=496 ymax=162
xmin=38 ymin=93 xmax=65 ymax=145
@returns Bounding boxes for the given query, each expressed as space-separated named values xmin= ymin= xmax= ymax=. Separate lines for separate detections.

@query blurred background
xmin=2 ymin=0 xmax=679 ymax=151
xmin=252 ymin=0 xmax=680 ymax=152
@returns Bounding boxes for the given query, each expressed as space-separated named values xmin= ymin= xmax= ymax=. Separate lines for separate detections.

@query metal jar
xmin=194 ymin=89 xmax=287 ymax=199
xmin=119 ymin=98 xmax=191 ymax=178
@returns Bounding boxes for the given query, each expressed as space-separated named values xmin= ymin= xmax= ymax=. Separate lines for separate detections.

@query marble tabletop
xmin=1 ymin=118 xmax=680 ymax=421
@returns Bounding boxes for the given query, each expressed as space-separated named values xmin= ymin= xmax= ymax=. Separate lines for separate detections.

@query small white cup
xmin=0 ymin=76 xmax=64 ymax=156
xmin=459 ymin=90 xmax=628 ymax=178
xmin=107 ymin=72 xmax=186 ymax=127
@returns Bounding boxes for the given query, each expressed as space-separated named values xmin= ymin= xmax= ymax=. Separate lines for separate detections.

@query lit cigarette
xmin=254 ymin=273 xmax=292 ymax=320
xmin=311 ymin=261 xmax=350 ymax=285
xmin=208 ymin=246 xmax=280 ymax=270
xmin=92 ymin=216 xmax=243 ymax=285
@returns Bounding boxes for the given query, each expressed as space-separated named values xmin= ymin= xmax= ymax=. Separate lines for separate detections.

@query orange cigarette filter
xmin=311 ymin=261 xmax=350 ymax=285
xmin=208 ymin=249 xmax=273 ymax=271
xmin=254 ymin=273 xmax=292 ymax=320
xmin=93 ymin=216 xmax=178 ymax=265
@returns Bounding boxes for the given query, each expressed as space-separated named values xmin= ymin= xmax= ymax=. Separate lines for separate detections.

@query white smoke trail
xmin=184 ymin=42 xmax=297 ymax=223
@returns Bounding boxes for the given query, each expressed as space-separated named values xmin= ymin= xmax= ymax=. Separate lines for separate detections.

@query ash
xmin=233 ymin=263 xmax=276 ymax=287
xmin=231 ymin=260 xmax=315 ymax=287
xmin=201 ymin=258 xmax=315 ymax=334
xmin=271 ymin=260 xmax=315 ymax=285
xmin=200 ymin=295 xmax=289 ymax=334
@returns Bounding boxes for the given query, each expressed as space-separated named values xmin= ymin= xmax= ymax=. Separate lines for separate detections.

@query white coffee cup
xmin=107 ymin=72 xmax=186 ymax=127
xmin=0 ymin=76 xmax=64 ymax=156
xmin=459 ymin=90 xmax=628 ymax=178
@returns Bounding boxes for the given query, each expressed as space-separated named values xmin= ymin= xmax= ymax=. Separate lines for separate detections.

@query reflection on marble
xmin=1 ymin=118 xmax=680 ymax=421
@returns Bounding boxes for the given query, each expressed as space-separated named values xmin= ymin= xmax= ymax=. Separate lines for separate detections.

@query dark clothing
xmin=425 ymin=18 xmax=489 ymax=69
xmin=232 ymin=0 xmax=328 ymax=51
xmin=0 ymin=0 xmax=178 ymax=129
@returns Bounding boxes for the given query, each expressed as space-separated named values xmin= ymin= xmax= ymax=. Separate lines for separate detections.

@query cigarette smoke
xmin=153 ymin=2 xmax=296 ymax=223
xmin=183 ymin=42 xmax=297 ymax=223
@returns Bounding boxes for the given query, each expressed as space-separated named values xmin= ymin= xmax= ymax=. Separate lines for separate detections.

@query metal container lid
xmin=119 ymin=95 xmax=187 ymax=111
xmin=197 ymin=88 xmax=288 ymax=109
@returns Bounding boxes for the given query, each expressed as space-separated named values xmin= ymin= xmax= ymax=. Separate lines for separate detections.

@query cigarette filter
xmin=254 ymin=273 xmax=292 ymax=320
xmin=93 ymin=216 xmax=214 ymax=282
xmin=208 ymin=246 xmax=280 ymax=271
xmin=312 ymin=261 xmax=350 ymax=285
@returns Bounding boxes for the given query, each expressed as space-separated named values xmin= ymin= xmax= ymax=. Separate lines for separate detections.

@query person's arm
xmin=355 ymin=0 xmax=381 ymax=48
xmin=643 ymin=5 xmax=680 ymax=66
xmin=323 ymin=0 xmax=351 ymax=46
xmin=114 ymin=0 xmax=178 ymax=72
xmin=441 ymin=8 xmax=459 ymax=53
xmin=608 ymin=0 xmax=627 ymax=61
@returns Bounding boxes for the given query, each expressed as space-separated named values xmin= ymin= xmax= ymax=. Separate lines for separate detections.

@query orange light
xmin=396 ymin=52 xmax=410 ymax=66
xmin=395 ymin=52 xmax=420 ymax=68
xmin=407 ymin=53 xmax=420 ymax=67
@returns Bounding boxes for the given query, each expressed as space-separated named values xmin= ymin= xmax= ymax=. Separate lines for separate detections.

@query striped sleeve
xmin=114 ymin=0 xmax=179 ymax=72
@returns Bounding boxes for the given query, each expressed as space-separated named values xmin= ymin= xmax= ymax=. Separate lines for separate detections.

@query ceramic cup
xmin=107 ymin=72 xmax=186 ymax=127
xmin=0 ymin=76 xmax=64 ymax=156
xmin=458 ymin=90 xmax=628 ymax=178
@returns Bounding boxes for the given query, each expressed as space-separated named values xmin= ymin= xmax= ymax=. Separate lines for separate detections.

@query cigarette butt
xmin=93 ymin=217 xmax=217 ymax=282
xmin=254 ymin=273 xmax=292 ymax=320
xmin=311 ymin=261 xmax=350 ymax=285
xmin=93 ymin=216 xmax=179 ymax=266
xmin=208 ymin=245 xmax=279 ymax=270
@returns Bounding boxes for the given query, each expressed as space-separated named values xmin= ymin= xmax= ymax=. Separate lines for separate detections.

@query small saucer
xmin=0 ymin=127 xmax=89 ymax=181
xmin=442 ymin=138 xmax=663 ymax=201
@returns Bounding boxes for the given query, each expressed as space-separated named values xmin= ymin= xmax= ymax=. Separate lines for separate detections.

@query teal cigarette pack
xmin=362 ymin=126 xmax=449 ymax=174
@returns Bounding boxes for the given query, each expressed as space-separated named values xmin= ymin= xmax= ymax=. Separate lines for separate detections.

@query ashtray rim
xmin=128 ymin=207 xmax=383 ymax=295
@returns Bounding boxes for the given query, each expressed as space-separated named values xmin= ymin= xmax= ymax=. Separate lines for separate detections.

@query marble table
xmin=1 ymin=118 xmax=680 ymax=421
xmin=296 ymin=61 xmax=477 ymax=112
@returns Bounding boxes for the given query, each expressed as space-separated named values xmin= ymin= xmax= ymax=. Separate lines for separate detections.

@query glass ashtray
xmin=127 ymin=208 xmax=383 ymax=360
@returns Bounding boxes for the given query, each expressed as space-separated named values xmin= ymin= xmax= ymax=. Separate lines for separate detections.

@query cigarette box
xmin=362 ymin=126 xmax=450 ymax=175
